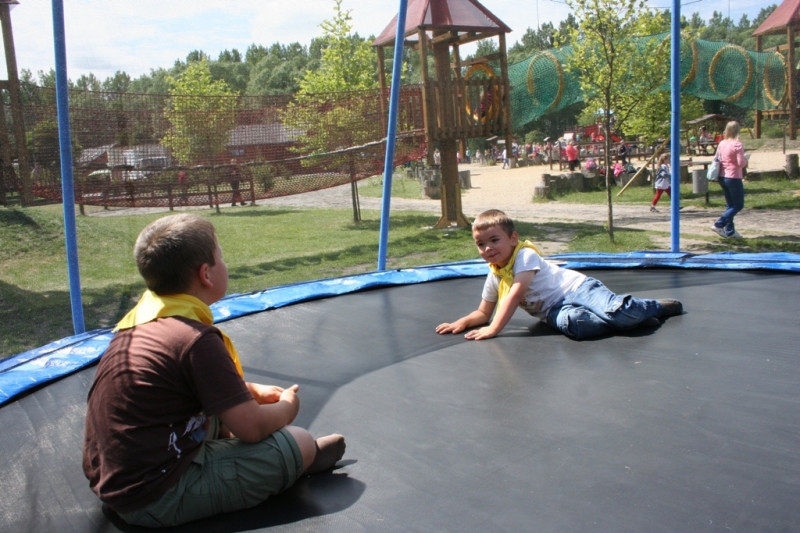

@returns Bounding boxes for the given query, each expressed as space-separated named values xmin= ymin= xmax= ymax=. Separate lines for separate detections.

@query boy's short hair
xmin=134 ymin=213 xmax=217 ymax=295
xmin=472 ymin=209 xmax=516 ymax=236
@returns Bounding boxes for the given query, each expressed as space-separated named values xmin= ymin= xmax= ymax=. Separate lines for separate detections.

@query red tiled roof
xmin=753 ymin=0 xmax=800 ymax=36
xmin=372 ymin=0 xmax=510 ymax=47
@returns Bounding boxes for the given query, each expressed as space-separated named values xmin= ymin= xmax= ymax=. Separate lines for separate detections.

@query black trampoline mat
xmin=1 ymin=269 xmax=798 ymax=532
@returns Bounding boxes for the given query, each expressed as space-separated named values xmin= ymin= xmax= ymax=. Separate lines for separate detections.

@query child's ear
xmin=197 ymin=263 xmax=213 ymax=288
xmin=510 ymin=231 xmax=519 ymax=245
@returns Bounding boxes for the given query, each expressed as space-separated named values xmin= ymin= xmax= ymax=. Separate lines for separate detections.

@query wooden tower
xmin=373 ymin=0 xmax=512 ymax=228
xmin=753 ymin=0 xmax=800 ymax=140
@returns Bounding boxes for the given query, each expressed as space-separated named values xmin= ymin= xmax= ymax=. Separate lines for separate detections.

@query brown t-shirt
xmin=83 ymin=316 xmax=252 ymax=513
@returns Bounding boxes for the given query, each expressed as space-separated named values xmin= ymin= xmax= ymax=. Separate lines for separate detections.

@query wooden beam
xmin=457 ymin=53 xmax=503 ymax=68
xmin=429 ymin=31 xmax=458 ymax=46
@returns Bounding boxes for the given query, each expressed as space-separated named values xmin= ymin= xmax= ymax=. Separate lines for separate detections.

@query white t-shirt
xmin=481 ymin=247 xmax=586 ymax=317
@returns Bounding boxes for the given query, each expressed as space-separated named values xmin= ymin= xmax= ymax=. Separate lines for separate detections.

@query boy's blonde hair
xmin=134 ymin=213 xmax=217 ymax=295
xmin=658 ymin=152 xmax=670 ymax=165
xmin=472 ymin=209 xmax=516 ymax=237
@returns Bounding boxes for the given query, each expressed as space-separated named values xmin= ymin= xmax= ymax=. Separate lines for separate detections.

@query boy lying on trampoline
xmin=83 ymin=214 xmax=345 ymax=527
xmin=436 ymin=209 xmax=683 ymax=340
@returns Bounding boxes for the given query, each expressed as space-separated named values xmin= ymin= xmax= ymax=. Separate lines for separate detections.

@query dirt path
xmin=258 ymin=148 xmax=800 ymax=253
xmin=91 ymin=147 xmax=800 ymax=254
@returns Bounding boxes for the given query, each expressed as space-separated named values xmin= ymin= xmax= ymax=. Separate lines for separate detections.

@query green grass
xmin=2 ymin=174 xmax=799 ymax=360
xmin=0 ymin=205 xmax=479 ymax=359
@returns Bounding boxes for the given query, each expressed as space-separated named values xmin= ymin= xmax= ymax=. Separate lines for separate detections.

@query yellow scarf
xmin=489 ymin=240 xmax=543 ymax=305
xmin=114 ymin=290 xmax=244 ymax=377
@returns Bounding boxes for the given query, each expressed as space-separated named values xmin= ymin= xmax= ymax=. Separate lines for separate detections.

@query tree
xmin=296 ymin=0 xmax=376 ymax=94
xmin=161 ymin=59 xmax=237 ymax=164
xmin=281 ymin=0 xmax=380 ymax=221
xmin=565 ymin=0 xmax=667 ymax=241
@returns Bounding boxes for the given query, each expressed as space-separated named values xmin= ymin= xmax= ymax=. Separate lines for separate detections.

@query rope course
xmin=510 ymin=34 xmax=789 ymax=130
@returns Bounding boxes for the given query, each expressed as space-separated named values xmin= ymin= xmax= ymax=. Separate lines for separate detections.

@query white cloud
xmin=0 ymin=0 xmax=775 ymax=82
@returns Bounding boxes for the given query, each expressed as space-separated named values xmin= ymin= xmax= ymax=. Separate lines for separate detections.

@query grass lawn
xmin=2 ymin=174 xmax=799 ymax=360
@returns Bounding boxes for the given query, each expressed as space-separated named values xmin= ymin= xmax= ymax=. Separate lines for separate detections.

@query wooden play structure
xmin=753 ymin=0 xmax=800 ymax=140
xmin=373 ymin=0 xmax=513 ymax=228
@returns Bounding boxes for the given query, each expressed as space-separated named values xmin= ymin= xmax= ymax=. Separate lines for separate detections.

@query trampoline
xmin=1 ymin=253 xmax=799 ymax=532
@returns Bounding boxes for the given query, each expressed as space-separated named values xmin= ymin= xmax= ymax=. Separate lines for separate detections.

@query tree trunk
xmin=604 ymin=115 xmax=614 ymax=242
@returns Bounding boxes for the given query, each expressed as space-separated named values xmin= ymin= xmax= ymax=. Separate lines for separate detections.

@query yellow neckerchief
xmin=489 ymin=240 xmax=543 ymax=305
xmin=114 ymin=290 xmax=244 ymax=377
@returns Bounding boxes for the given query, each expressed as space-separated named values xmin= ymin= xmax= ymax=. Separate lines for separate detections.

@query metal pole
xmin=52 ymin=0 xmax=85 ymax=334
xmin=377 ymin=0 xmax=409 ymax=270
xmin=670 ymin=0 xmax=681 ymax=252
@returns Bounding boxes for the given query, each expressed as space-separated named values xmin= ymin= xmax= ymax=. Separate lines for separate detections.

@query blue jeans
xmin=545 ymin=278 xmax=662 ymax=340
xmin=714 ymin=177 xmax=744 ymax=236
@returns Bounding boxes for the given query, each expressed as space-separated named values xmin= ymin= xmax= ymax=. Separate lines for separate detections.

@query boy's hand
xmin=247 ymin=383 xmax=285 ymax=404
xmin=436 ymin=322 xmax=465 ymax=334
xmin=464 ymin=326 xmax=497 ymax=341
xmin=280 ymin=384 xmax=301 ymax=424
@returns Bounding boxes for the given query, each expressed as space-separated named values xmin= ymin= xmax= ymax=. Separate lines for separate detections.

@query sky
xmin=0 ymin=0 xmax=774 ymax=83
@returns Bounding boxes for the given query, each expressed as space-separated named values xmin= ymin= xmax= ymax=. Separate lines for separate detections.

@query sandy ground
xmin=92 ymin=148 xmax=800 ymax=254
xmin=256 ymin=149 xmax=800 ymax=253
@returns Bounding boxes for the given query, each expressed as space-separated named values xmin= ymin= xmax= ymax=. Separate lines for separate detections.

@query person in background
xmin=565 ymin=141 xmax=579 ymax=171
xmin=711 ymin=121 xmax=748 ymax=239
xmin=650 ymin=152 xmax=671 ymax=213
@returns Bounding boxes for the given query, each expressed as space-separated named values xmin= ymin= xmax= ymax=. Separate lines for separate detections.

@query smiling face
xmin=472 ymin=224 xmax=519 ymax=268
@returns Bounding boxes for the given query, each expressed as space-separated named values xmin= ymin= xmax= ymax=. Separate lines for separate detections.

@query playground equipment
xmin=373 ymin=0 xmax=513 ymax=228
xmin=512 ymin=34 xmax=788 ymax=132
xmin=753 ymin=0 xmax=800 ymax=139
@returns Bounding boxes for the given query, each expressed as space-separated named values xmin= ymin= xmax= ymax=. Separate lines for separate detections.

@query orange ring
xmin=464 ymin=63 xmax=497 ymax=123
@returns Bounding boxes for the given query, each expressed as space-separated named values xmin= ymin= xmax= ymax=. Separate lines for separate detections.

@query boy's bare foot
xmin=306 ymin=434 xmax=346 ymax=474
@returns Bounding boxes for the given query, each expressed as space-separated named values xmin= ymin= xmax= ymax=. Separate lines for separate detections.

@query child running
xmin=650 ymin=152 xmax=671 ymax=212
xmin=435 ymin=209 xmax=683 ymax=340
xmin=83 ymin=213 xmax=345 ymax=527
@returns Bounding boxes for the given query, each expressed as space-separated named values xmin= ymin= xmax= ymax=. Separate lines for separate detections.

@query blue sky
xmin=1 ymin=0 xmax=774 ymax=82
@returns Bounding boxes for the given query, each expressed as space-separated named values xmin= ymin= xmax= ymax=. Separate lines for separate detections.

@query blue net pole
xmin=670 ymin=0 xmax=681 ymax=252
xmin=377 ymin=0 xmax=409 ymax=271
xmin=51 ymin=0 xmax=85 ymax=334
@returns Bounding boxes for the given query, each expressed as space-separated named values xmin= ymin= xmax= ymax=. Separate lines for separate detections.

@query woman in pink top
xmin=711 ymin=121 xmax=748 ymax=238
xmin=565 ymin=141 xmax=579 ymax=171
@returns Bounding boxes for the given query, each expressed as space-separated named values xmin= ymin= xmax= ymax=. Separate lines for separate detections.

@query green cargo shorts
xmin=119 ymin=420 xmax=303 ymax=528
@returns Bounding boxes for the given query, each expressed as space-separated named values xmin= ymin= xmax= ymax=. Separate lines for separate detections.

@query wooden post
xmin=499 ymin=33 xmax=514 ymax=165
xmin=432 ymin=32 xmax=469 ymax=229
xmin=0 ymin=4 xmax=32 ymax=206
xmin=418 ymin=29 xmax=434 ymax=167
xmin=755 ymin=34 xmax=763 ymax=139
xmin=453 ymin=43 xmax=468 ymax=161
xmin=376 ymin=45 xmax=388 ymax=135
xmin=0 ymin=82 xmax=13 ymax=205
xmin=788 ymin=26 xmax=796 ymax=140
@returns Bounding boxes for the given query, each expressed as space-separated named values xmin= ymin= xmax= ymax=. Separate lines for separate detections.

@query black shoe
xmin=657 ymin=299 xmax=683 ymax=318
xmin=640 ymin=317 xmax=661 ymax=328
xmin=241 ymin=202 xmax=247 ymax=206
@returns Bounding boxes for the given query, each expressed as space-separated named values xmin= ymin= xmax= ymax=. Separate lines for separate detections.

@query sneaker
xmin=657 ymin=299 xmax=683 ymax=318
xmin=650 ymin=206 xmax=659 ymax=213
xmin=729 ymin=231 xmax=742 ymax=238
xmin=710 ymin=225 xmax=727 ymax=238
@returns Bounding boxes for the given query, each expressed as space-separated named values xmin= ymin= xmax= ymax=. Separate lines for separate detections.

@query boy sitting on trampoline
xmin=435 ymin=209 xmax=683 ymax=340
xmin=83 ymin=213 xmax=345 ymax=527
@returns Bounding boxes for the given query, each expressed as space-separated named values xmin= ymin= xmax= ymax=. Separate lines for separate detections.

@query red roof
xmin=753 ymin=0 xmax=800 ymax=36
xmin=372 ymin=0 xmax=511 ymax=47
